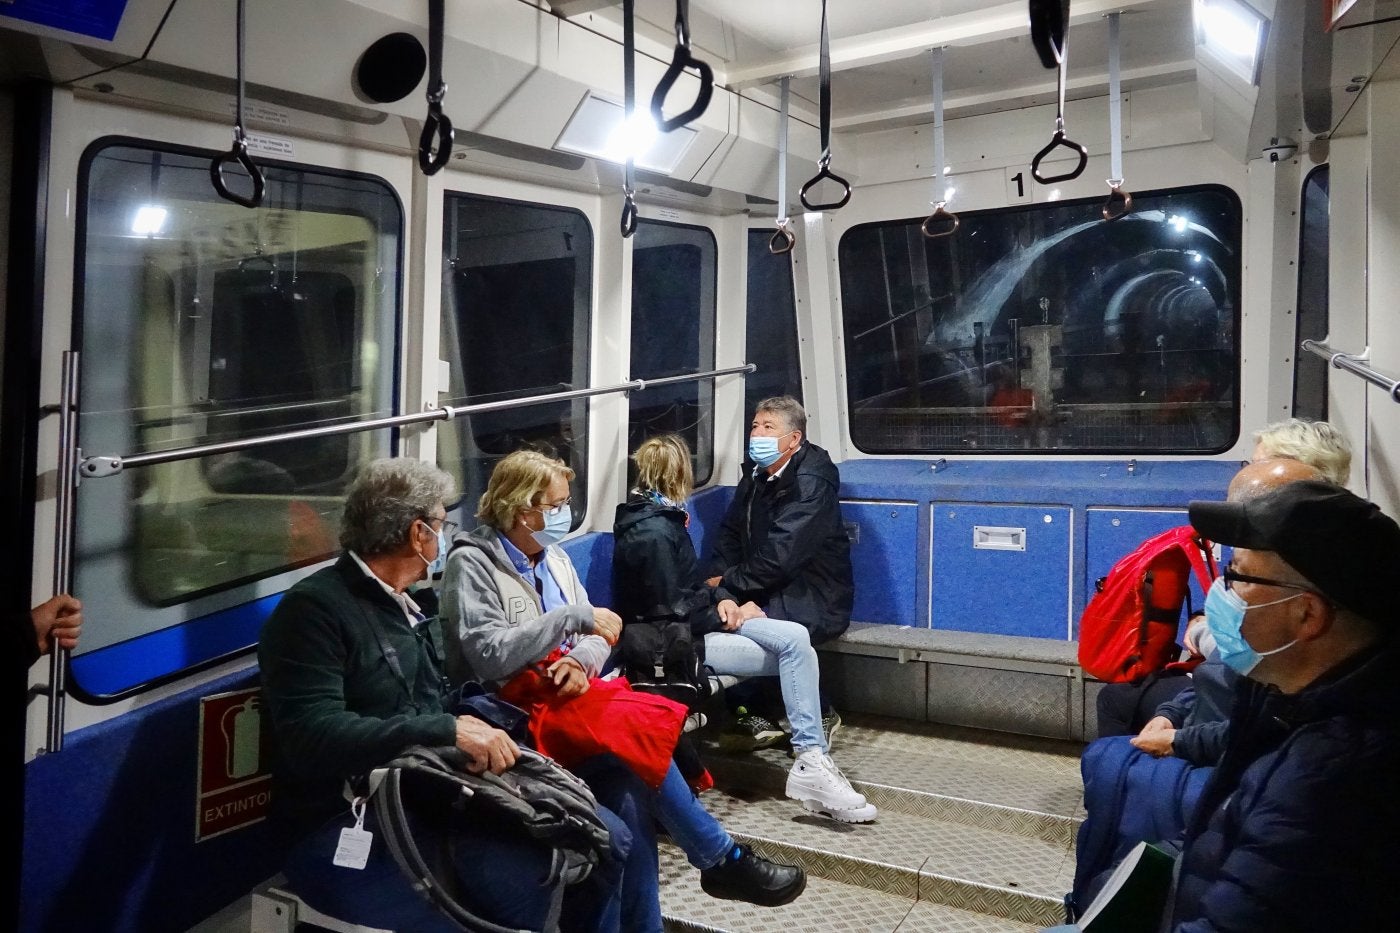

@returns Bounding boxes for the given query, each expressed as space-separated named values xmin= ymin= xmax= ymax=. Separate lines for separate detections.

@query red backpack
xmin=1078 ymin=526 xmax=1217 ymax=683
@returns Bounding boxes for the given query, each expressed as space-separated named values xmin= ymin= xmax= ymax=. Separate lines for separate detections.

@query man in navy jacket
xmin=1168 ymin=481 xmax=1400 ymax=931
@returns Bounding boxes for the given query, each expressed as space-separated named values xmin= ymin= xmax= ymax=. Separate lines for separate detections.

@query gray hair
xmin=1252 ymin=419 xmax=1352 ymax=486
xmin=339 ymin=458 xmax=456 ymax=557
xmin=754 ymin=396 xmax=807 ymax=437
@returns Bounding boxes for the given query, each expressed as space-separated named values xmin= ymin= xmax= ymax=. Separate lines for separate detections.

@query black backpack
xmin=366 ymin=745 xmax=614 ymax=933
xmin=618 ymin=619 xmax=711 ymax=712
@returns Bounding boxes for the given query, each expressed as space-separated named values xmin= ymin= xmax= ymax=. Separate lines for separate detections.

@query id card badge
xmin=332 ymin=797 xmax=373 ymax=870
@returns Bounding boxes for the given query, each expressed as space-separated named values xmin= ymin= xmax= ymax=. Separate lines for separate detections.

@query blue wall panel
xmin=931 ymin=503 xmax=1072 ymax=638
xmin=842 ymin=501 xmax=919 ymax=627
xmin=23 ymin=669 xmax=282 ymax=933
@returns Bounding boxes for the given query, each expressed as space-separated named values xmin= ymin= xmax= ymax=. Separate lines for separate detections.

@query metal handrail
xmin=78 ymin=363 xmax=757 ymax=477
xmin=1302 ymin=340 xmax=1400 ymax=403
xmin=47 ymin=352 xmax=80 ymax=753
xmin=40 ymin=361 xmax=755 ymax=752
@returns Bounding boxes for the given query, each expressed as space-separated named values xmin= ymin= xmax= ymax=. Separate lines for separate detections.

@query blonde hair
xmin=633 ymin=434 xmax=694 ymax=502
xmin=1252 ymin=419 xmax=1352 ymax=485
xmin=476 ymin=449 xmax=574 ymax=531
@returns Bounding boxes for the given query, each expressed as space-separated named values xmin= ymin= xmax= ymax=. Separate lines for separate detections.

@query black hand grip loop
xmin=921 ymin=204 xmax=959 ymax=239
xmin=418 ymin=100 xmax=454 ymax=176
xmin=1102 ymin=182 xmax=1133 ymax=221
xmin=1030 ymin=131 xmax=1088 ymax=184
xmin=799 ymin=162 xmax=852 ymax=212
xmin=620 ymin=196 xmax=638 ymax=239
xmin=210 ymin=138 xmax=265 ymax=209
xmin=768 ymin=223 xmax=795 ymax=255
xmin=650 ymin=48 xmax=714 ymax=133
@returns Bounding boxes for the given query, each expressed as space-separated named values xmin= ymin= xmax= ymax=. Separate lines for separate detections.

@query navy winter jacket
xmin=1169 ymin=638 xmax=1400 ymax=932
xmin=612 ymin=494 xmax=723 ymax=637
xmin=703 ymin=443 xmax=853 ymax=645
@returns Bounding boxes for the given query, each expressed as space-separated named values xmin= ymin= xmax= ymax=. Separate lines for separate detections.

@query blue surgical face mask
xmin=748 ymin=430 xmax=795 ymax=468
xmin=420 ymin=522 xmax=449 ymax=577
xmin=531 ymin=505 xmax=572 ymax=549
xmin=1204 ymin=577 xmax=1303 ymax=677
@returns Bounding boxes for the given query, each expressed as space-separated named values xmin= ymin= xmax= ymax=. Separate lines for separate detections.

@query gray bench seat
xmin=817 ymin=622 xmax=1095 ymax=742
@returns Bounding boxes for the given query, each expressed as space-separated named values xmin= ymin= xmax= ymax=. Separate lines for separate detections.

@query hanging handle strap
xmin=1030 ymin=17 xmax=1087 ymax=185
xmin=799 ymin=0 xmax=852 ymax=211
xmin=1102 ymin=12 xmax=1133 ymax=220
xmin=210 ymin=0 xmax=265 ymax=208
xmin=921 ymin=48 xmax=958 ymax=239
xmin=650 ymin=0 xmax=714 ymax=133
xmin=418 ymin=0 xmax=454 ymax=175
xmin=769 ymin=75 xmax=795 ymax=255
xmin=620 ymin=0 xmax=639 ymax=238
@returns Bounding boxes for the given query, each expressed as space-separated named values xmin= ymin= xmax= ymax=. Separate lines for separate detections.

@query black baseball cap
xmin=1189 ymin=480 xmax=1400 ymax=624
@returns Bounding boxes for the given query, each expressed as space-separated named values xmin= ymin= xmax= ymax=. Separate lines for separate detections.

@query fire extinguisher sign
xmin=196 ymin=687 xmax=274 ymax=841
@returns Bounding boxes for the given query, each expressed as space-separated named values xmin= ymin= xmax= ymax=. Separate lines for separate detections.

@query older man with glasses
xmin=259 ymin=457 xmax=629 ymax=933
xmin=1055 ymin=482 xmax=1400 ymax=932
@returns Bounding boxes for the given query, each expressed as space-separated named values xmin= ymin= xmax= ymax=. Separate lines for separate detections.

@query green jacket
xmin=258 ymin=554 xmax=456 ymax=836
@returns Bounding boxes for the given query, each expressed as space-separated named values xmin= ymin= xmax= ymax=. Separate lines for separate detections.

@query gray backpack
xmin=367 ymin=745 xmax=613 ymax=933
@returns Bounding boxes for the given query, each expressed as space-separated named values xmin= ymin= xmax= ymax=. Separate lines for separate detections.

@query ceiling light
xmin=556 ymin=92 xmax=697 ymax=175
xmin=1194 ymin=0 xmax=1268 ymax=85
xmin=1170 ymin=214 xmax=1189 ymax=233
xmin=131 ymin=205 xmax=168 ymax=235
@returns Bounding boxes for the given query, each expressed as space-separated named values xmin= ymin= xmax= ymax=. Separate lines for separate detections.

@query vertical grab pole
xmin=46 ymin=351 xmax=79 ymax=753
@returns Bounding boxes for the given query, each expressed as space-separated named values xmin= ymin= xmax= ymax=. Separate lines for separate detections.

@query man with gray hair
xmin=703 ymin=397 xmax=855 ymax=799
xmin=259 ymin=457 xmax=627 ymax=932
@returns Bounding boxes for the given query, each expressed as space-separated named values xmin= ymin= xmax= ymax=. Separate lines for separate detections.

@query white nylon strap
xmin=931 ymin=48 xmax=946 ymax=205
xmin=1107 ymin=11 xmax=1123 ymax=185
xmin=777 ymin=76 xmax=790 ymax=226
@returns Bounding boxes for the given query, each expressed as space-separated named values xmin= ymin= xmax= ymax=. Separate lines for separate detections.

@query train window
xmin=839 ymin=186 xmax=1242 ymax=453
xmin=1293 ymin=166 xmax=1329 ymax=421
xmin=745 ymin=229 xmax=803 ymax=415
xmin=73 ymin=141 xmax=401 ymax=657
xmin=629 ymin=220 xmax=718 ymax=484
xmin=438 ymin=194 xmax=593 ymax=527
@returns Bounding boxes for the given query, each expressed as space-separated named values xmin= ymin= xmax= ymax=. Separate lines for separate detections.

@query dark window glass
xmin=629 ymin=220 xmax=717 ymax=483
xmin=839 ymin=186 xmax=1242 ymax=453
xmin=1294 ymin=166 xmax=1330 ymax=421
xmin=745 ymin=229 xmax=803 ymax=416
xmin=439 ymin=194 xmax=592 ymax=527
xmin=75 ymin=143 xmax=401 ymax=624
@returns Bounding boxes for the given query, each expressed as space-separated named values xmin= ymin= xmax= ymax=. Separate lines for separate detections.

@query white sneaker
xmin=785 ymin=749 xmax=877 ymax=823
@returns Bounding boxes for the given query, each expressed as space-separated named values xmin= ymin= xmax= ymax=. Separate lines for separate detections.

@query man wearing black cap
xmin=1167 ymin=480 xmax=1400 ymax=931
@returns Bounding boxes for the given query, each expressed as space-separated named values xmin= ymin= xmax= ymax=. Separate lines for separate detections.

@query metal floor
xmin=661 ymin=713 xmax=1086 ymax=932
xmin=196 ymin=712 xmax=1086 ymax=933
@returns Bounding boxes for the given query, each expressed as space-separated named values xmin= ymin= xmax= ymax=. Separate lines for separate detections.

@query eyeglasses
xmin=529 ymin=497 xmax=572 ymax=517
xmin=421 ymin=515 xmax=458 ymax=536
xmin=1222 ymin=566 xmax=1315 ymax=594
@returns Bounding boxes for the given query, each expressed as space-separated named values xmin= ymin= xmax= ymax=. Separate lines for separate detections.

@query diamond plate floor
xmin=658 ymin=842 xmax=1037 ymax=933
xmin=656 ymin=712 xmax=1085 ymax=931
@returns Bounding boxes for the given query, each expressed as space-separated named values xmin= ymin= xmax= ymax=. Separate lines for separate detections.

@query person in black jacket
xmin=1055 ymin=481 xmax=1400 ymax=933
xmin=1161 ymin=481 xmax=1400 ymax=931
xmin=703 ymin=397 xmax=854 ymax=649
xmin=616 ymin=436 xmax=875 ymax=823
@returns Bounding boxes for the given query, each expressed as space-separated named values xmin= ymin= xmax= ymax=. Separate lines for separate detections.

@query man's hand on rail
xmin=32 ymin=594 xmax=83 ymax=656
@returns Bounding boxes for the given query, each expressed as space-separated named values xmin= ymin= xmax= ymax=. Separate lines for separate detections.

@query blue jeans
xmin=283 ymin=801 xmax=627 ymax=933
xmin=705 ymin=617 xmax=826 ymax=753
xmin=574 ymin=756 xmax=734 ymax=933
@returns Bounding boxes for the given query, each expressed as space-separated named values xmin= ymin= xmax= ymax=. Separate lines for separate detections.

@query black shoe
xmin=718 ymin=707 xmax=788 ymax=753
xmin=699 ymin=844 xmax=807 ymax=907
